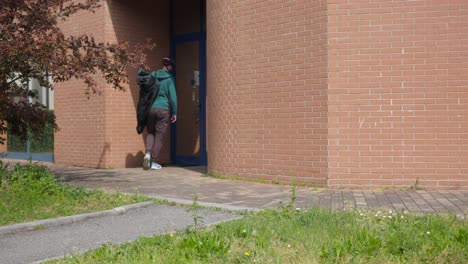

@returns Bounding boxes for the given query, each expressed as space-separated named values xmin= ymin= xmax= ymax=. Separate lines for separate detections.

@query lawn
xmin=49 ymin=203 xmax=467 ymax=263
xmin=0 ymin=161 xmax=151 ymax=226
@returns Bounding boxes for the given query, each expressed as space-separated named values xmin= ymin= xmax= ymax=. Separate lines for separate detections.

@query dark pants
xmin=146 ymin=108 xmax=170 ymax=162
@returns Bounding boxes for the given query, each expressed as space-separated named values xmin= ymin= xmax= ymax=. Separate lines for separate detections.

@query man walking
xmin=143 ymin=57 xmax=177 ymax=170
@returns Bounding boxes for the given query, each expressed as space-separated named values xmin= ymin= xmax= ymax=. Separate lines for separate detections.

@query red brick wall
xmin=327 ymin=0 xmax=468 ymax=189
xmin=54 ymin=0 xmax=468 ymax=190
xmin=206 ymin=0 xmax=329 ymax=185
xmin=55 ymin=1 xmax=107 ymax=167
xmin=55 ymin=0 xmax=170 ymax=168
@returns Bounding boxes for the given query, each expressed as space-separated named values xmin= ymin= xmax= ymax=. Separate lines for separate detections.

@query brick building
xmin=3 ymin=0 xmax=468 ymax=190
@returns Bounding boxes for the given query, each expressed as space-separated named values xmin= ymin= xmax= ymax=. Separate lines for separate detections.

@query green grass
xmin=48 ymin=207 xmax=467 ymax=263
xmin=204 ymin=171 xmax=325 ymax=189
xmin=0 ymin=161 xmax=151 ymax=226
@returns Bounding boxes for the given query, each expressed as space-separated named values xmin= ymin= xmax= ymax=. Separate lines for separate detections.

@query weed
xmin=205 ymin=171 xmax=325 ymax=189
xmin=190 ymin=193 xmax=204 ymax=231
xmin=177 ymin=231 xmax=230 ymax=261
xmin=289 ymin=184 xmax=297 ymax=211
xmin=406 ymin=177 xmax=425 ymax=191
xmin=33 ymin=224 xmax=46 ymax=230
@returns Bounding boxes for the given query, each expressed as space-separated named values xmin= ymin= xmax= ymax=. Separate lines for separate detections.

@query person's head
xmin=162 ymin=57 xmax=175 ymax=72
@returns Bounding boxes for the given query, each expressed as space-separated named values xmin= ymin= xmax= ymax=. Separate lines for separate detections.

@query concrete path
xmin=0 ymin=159 xmax=467 ymax=263
xmin=0 ymin=202 xmax=242 ymax=264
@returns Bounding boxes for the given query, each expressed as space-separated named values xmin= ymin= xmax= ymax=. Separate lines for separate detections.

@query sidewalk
xmin=46 ymin=163 xmax=467 ymax=218
xmin=0 ymin=202 xmax=242 ymax=264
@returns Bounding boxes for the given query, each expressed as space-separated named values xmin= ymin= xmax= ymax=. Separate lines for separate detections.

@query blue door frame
xmin=170 ymin=0 xmax=207 ymax=166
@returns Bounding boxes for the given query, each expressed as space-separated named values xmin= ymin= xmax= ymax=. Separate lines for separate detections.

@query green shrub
xmin=6 ymin=110 xmax=54 ymax=153
xmin=6 ymin=126 xmax=27 ymax=152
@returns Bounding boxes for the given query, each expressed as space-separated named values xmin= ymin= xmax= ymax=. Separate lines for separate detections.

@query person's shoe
xmin=143 ymin=153 xmax=151 ymax=170
xmin=150 ymin=162 xmax=162 ymax=170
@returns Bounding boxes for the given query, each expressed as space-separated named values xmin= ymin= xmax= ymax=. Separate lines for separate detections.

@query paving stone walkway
xmin=40 ymin=163 xmax=467 ymax=218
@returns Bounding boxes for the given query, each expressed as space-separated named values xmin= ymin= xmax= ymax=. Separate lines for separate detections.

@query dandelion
xmin=169 ymin=233 xmax=174 ymax=238
xmin=245 ymin=252 xmax=251 ymax=257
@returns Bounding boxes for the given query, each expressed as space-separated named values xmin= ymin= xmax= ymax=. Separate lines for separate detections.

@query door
xmin=171 ymin=0 xmax=206 ymax=165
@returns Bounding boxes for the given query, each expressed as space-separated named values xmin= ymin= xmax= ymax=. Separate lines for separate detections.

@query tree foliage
xmin=0 ymin=0 xmax=155 ymax=144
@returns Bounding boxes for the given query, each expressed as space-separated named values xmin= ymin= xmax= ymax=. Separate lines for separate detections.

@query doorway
xmin=170 ymin=0 xmax=206 ymax=166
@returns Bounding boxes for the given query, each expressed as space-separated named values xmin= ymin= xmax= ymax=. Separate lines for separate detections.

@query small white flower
xmin=383 ymin=215 xmax=386 ymax=218
xmin=288 ymin=245 xmax=291 ymax=248
xmin=427 ymin=231 xmax=430 ymax=235
xmin=296 ymin=208 xmax=301 ymax=211
xmin=360 ymin=213 xmax=364 ymax=216
xmin=388 ymin=215 xmax=392 ymax=219
xmin=401 ymin=216 xmax=404 ymax=219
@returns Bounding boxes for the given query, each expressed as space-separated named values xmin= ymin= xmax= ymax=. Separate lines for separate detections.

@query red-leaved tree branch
xmin=0 ymin=0 xmax=155 ymax=144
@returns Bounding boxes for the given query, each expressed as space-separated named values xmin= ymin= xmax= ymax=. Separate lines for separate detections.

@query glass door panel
xmin=175 ymin=41 xmax=200 ymax=158
xmin=4 ymin=78 xmax=54 ymax=162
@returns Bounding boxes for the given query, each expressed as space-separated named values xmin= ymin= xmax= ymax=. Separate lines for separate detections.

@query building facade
xmin=6 ymin=0 xmax=467 ymax=190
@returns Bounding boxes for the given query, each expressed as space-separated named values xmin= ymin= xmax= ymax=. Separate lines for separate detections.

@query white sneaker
xmin=150 ymin=162 xmax=162 ymax=170
xmin=143 ymin=153 xmax=151 ymax=170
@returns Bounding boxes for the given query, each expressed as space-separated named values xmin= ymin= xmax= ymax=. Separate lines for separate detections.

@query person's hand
xmin=171 ymin=115 xmax=177 ymax=123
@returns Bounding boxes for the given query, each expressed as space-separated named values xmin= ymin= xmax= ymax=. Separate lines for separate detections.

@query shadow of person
xmin=126 ymin=151 xmax=145 ymax=168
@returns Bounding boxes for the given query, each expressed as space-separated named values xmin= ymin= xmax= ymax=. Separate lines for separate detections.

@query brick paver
xmin=3 ymin=160 xmax=467 ymax=218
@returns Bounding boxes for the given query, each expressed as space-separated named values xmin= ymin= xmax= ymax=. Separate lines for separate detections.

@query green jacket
xmin=151 ymin=70 xmax=177 ymax=115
